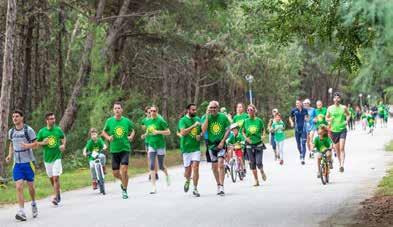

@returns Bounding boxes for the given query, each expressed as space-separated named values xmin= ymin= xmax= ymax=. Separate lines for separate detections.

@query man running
xmin=179 ymin=104 xmax=202 ymax=197
xmin=314 ymin=100 xmax=328 ymax=130
xmin=289 ymin=100 xmax=309 ymax=165
xmin=303 ymin=99 xmax=316 ymax=158
xmin=326 ymin=92 xmax=351 ymax=173
xmin=202 ymin=101 xmax=231 ymax=196
xmin=6 ymin=110 xmax=38 ymax=221
xmin=36 ymin=112 xmax=66 ymax=205
xmin=102 ymin=101 xmax=135 ymax=199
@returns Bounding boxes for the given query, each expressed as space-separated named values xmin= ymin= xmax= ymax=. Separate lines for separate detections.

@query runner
xmin=243 ymin=104 xmax=267 ymax=186
xmin=36 ymin=112 xmax=66 ymax=205
xmin=178 ymin=104 xmax=202 ymax=197
xmin=326 ymin=92 xmax=351 ymax=173
xmin=202 ymin=101 xmax=231 ymax=196
xmin=347 ymin=104 xmax=356 ymax=131
xmin=314 ymin=100 xmax=328 ymax=130
xmin=289 ymin=100 xmax=309 ymax=165
xmin=233 ymin=102 xmax=249 ymax=162
xmin=268 ymin=109 xmax=279 ymax=160
xmin=377 ymin=101 xmax=387 ymax=128
xmin=140 ymin=106 xmax=159 ymax=181
xmin=144 ymin=105 xmax=171 ymax=194
xmin=271 ymin=112 xmax=285 ymax=165
xmin=102 ymin=101 xmax=135 ymax=199
xmin=6 ymin=110 xmax=38 ymax=221
xmin=303 ymin=99 xmax=316 ymax=159
xmin=83 ymin=128 xmax=107 ymax=190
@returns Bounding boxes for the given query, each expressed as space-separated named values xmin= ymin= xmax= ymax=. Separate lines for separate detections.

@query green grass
xmin=0 ymin=150 xmax=182 ymax=205
xmin=377 ymin=140 xmax=393 ymax=196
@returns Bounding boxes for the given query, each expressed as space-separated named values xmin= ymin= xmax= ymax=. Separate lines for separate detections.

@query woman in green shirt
xmin=242 ymin=104 xmax=267 ymax=187
xmin=271 ymin=113 xmax=285 ymax=165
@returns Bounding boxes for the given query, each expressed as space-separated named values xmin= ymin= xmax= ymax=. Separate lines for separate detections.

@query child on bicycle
xmin=271 ymin=113 xmax=285 ymax=165
xmin=226 ymin=123 xmax=245 ymax=174
xmin=83 ymin=128 xmax=107 ymax=190
xmin=312 ymin=125 xmax=333 ymax=178
xmin=366 ymin=110 xmax=375 ymax=134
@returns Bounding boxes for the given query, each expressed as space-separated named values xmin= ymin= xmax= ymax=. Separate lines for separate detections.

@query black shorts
xmin=331 ymin=129 xmax=347 ymax=144
xmin=111 ymin=151 xmax=130 ymax=170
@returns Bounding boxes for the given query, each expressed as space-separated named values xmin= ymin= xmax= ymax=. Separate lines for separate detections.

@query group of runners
xmin=5 ymin=92 xmax=390 ymax=222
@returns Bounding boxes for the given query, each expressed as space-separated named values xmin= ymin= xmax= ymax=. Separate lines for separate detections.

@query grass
xmin=377 ymin=140 xmax=393 ymax=196
xmin=0 ymin=150 xmax=182 ymax=205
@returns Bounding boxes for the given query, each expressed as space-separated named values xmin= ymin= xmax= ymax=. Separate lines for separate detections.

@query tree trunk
xmin=23 ymin=14 xmax=34 ymax=118
xmin=0 ymin=0 xmax=17 ymax=180
xmin=57 ymin=2 xmax=65 ymax=114
xmin=59 ymin=0 xmax=106 ymax=133
xmin=161 ymin=59 xmax=169 ymax=119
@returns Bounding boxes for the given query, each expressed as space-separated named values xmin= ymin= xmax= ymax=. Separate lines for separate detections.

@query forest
xmin=0 ymin=0 xmax=392 ymax=177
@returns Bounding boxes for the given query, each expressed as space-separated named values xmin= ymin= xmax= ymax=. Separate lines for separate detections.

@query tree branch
xmin=98 ymin=10 xmax=160 ymax=22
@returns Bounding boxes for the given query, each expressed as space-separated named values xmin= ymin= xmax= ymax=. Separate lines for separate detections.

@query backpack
xmin=10 ymin=124 xmax=31 ymax=143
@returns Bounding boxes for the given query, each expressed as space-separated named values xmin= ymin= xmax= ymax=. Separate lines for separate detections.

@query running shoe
xmin=301 ymin=160 xmax=305 ymax=165
xmin=261 ymin=170 xmax=267 ymax=181
xmin=184 ymin=180 xmax=190 ymax=193
xmin=192 ymin=189 xmax=201 ymax=197
xmin=150 ymin=186 xmax=157 ymax=194
xmin=51 ymin=197 xmax=59 ymax=206
xmin=15 ymin=210 xmax=27 ymax=221
xmin=122 ymin=189 xmax=128 ymax=199
xmin=279 ymin=160 xmax=284 ymax=165
xmin=32 ymin=203 xmax=38 ymax=218
xmin=216 ymin=185 xmax=221 ymax=195
xmin=217 ymin=186 xmax=225 ymax=196
xmin=253 ymin=182 xmax=260 ymax=187
xmin=339 ymin=167 xmax=344 ymax=173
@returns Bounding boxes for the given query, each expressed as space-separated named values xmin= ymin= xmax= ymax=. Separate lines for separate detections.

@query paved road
xmin=1 ymin=123 xmax=392 ymax=227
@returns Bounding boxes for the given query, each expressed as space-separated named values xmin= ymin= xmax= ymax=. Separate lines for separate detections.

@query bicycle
xmin=88 ymin=151 xmax=106 ymax=195
xmin=317 ymin=149 xmax=331 ymax=185
xmin=229 ymin=149 xmax=246 ymax=183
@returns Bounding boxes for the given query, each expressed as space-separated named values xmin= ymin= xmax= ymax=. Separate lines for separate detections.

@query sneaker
xmin=150 ymin=186 xmax=157 ymax=194
xmin=261 ymin=170 xmax=267 ymax=181
xmin=339 ymin=167 xmax=344 ymax=173
xmin=32 ymin=203 xmax=38 ymax=218
xmin=92 ymin=181 xmax=98 ymax=190
xmin=301 ymin=160 xmax=305 ymax=165
xmin=192 ymin=189 xmax=201 ymax=197
xmin=217 ymin=185 xmax=221 ymax=195
xmin=15 ymin=210 xmax=27 ymax=221
xmin=279 ymin=160 xmax=284 ymax=165
xmin=51 ymin=197 xmax=58 ymax=206
xmin=122 ymin=189 xmax=128 ymax=199
xmin=166 ymin=175 xmax=171 ymax=186
xmin=253 ymin=182 xmax=260 ymax=187
xmin=184 ymin=180 xmax=190 ymax=193
xmin=218 ymin=186 xmax=225 ymax=196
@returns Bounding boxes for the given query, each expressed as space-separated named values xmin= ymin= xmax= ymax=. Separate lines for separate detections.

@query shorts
xmin=379 ymin=113 xmax=385 ymax=119
xmin=111 ymin=151 xmax=130 ymax=170
xmin=208 ymin=148 xmax=226 ymax=163
xmin=44 ymin=159 xmax=63 ymax=177
xmin=182 ymin=151 xmax=201 ymax=167
xmin=331 ymin=129 xmax=347 ymax=144
xmin=13 ymin=162 xmax=35 ymax=182
xmin=148 ymin=146 xmax=166 ymax=155
xmin=234 ymin=149 xmax=243 ymax=159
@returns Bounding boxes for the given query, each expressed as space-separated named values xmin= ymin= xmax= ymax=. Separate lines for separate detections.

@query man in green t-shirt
xmin=202 ymin=101 xmax=231 ymax=196
xmin=143 ymin=105 xmax=171 ymax=194
xmin=36 ymin=112 xmax=66 ymax=206
xmin=83 ymin=128 xmax=107 ymax=190
xmin=102 ymin=101 xmax=135 ymax=199
xmin=178 ymin=104 xmax=202 ymax=197
xmin=326 ymin=92 xmax=350 ymax=173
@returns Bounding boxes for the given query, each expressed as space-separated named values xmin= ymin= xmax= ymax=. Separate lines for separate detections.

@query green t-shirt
xmin=103 ymin=116 xmax=134 ymax=153
xmin=226 ymin=131 xmax=244 ymax=149
xmin=85 ymin=138 xmax=105 ymax=161
xmin=367 ymin=114 xmax=375 ymax=127
xmin=313 ymin=136 xmax=332 ymax=153
xmin=178 ymin=115 xmax=201 ymax=153
xmin=272 ymin=120 xmax=285 ymax=142
xmin=233 ymin=113 xmax=249 ymax=128
xmin=202 ymin=113 xmax=230 ymax=149
xmin=243 ymin=117 xmax=265 ymax=145
xmin=349 ymin=107 xmax=356 ymax=118
xmin=141 ymin=117 xmax=149 ymax=144
xmin=327 ymin=105 xmax=347 ymax=133
xmin=378 ymin=105 xmax=385 ymax=115
xmin=36 ymin=126 xmax=65 ymax=163
xmin=145 ymin=117 xmax=169 ymax=149
xmin=315 ymin=107 xmax=328 ymax=129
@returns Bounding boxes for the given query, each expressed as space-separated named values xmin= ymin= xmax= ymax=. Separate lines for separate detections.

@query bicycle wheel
xmin=96 ymin=164 xmax=106 ymax=195
xmin=319 ymin=164 xmax=326 ymax=185
xmin=230 ymin=161 xmax=237 ymax=183
xmin=325 ymin=163 xmax=330 ymax=183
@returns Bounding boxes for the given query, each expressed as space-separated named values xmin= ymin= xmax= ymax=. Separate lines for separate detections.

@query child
xmin=312 ymin=125 xmax=333 ymax=178
xmin=83 ymin=128 xmax=107 ymax=190
xmin=226 ymin=123 xmax=245 ymax=175
xmin=271 ymin=113 xmax=285 ymax=165
xmin=366 ymin=110 xmax=375 ymax=134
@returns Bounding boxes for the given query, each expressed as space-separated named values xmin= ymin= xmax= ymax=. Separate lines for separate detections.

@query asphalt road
xmin=1 ymin=123 xmax=392 ymax=227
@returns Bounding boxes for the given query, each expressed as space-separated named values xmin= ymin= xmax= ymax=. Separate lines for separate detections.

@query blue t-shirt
xmin=290 ymin=107 xmax=308 ymax=132
xmin=306 ymin=107 xmax=316 ymax=131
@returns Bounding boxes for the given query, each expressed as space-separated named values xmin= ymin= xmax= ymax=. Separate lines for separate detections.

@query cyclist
xmin=271 ymin=112 xmax=285 ymax=165
xmin=226 ymin=123 xmax=245 ymax=176
xmin=102 ymin=101 xmax=135 ymax=199
xmin=6 ymin=110 xmax=38 ymax=221
xmin=366 ymin=110 xmax=376 ymax=134
xmin=178 ymin=104 xmax=202 ymax=197
xmin=326 ymin=92 xmax=351 ymax=173
xmin=202 ymin=101 xmax=231 ymax=196
xmin=233 ymin=102 xmax=249 ymax=163
xmin=83 ymin=128 xmax=107 ymax=190
xmin=268 ymin=109 xmax=279 ymax=160
xmin=303 ymin=99 xmax=316 ymax=159
xmin=289 ymin=100 xmax=309 ymax=165
xmin=243 ymin=104 xmax=267 ymax=187
xmin=312 ymin=125 xmax=333 ymax=178
xmin=36 ymin=112 xmax=66 ymax=206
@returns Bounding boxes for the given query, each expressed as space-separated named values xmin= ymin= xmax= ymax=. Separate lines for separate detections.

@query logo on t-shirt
xmin=210 ymin=122 xmax=222 ymax=135
xmin=190 ymin=127 xmax=198 ymax=138
xmin=248 ymin=126 xmax=258 ymax=134
xmin=114 ymin=126 xmax=125 ymax=138
xmin=47 ymin=136 xmax=57 ymax=148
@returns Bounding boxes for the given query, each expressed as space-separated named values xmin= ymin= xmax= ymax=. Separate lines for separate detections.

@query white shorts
xmin=44 ymin=159 xmax=63 ymax=177
xmin=148 ymin=146 xmax=166 ymax=155
xmin=182 ymin=151 xmax=201 ymax=167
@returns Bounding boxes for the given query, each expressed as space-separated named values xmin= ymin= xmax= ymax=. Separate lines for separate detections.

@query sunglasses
xmin=247 ymin=108 xmax=255 ymax=112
